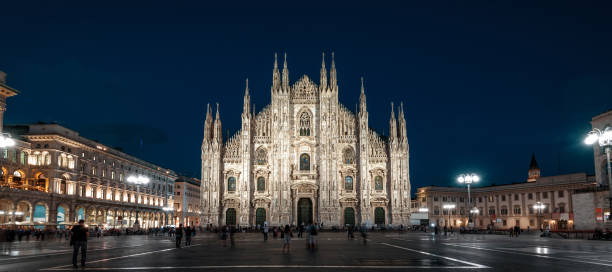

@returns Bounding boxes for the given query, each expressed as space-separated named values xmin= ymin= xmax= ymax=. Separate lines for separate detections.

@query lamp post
xmin=534 ymin=202 xmax=545 ymax=230
xmin=443 ymin=204 xmax=456 ymax=227
xmin=585 ymin=127 xmax=612 ymax=221
xmin=458 ymin=173 xmax=479 ymax=228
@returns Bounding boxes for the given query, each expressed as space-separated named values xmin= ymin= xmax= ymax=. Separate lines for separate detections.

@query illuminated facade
xmin=416 ymin=155 xmax=596 ymax=230
xmin=201 ymin=53 xmax=411 ymax=227
xmin=174 ymin=176 xmax=201 ymax=227
xmin=0 ymin=72 xmax=177 ymax=229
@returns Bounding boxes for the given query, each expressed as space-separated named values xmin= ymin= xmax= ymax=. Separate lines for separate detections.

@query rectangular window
xmin=442 ymin=197 xmax=447 ymax=202
xmin=434 ymin=197 xmax=439 ymax=201
xmin=111 ymin=171 xmax=115 ymax=180
xmin=479 ymin=197 xmax=482 ymax=203
xmin=528 ymin=193 xmax=533 ymax=200
xmin=501 ymin=195 xmax=506 ymax=201
xmin=514 ymin=206 xmax=521 ymax=215
xmin=503 ymin=220 xmax=507 ymax=226
xmin=489 ymin=196 xmax=494 ymax=202
xmin=543 ymin=192 xmax=548 ymax=199
xmin=529 ymin=219 xmax=535 ymax=226
xmin=559 ymin=206 xmax=565 ymax=213
xmin=421 ymin=197 xmax=426 ymax=202
xmin=514 ymin=194 xmax=519 ymax=201
xmin=459 ymin=197 xmax=464 ymax=203
xmin=558 ymin=190 xmax=564 ymax=198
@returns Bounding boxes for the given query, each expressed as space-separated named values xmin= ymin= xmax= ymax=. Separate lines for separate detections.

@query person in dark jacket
xmin=175 ymin=224 xmax=184 ymax=248
xmin=71 ymin=220 xmax=89 ymax=268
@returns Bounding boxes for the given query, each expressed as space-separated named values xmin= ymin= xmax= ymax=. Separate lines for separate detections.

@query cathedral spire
xmin=389 ymin=102 xmax=397 ymax=141
xmin=243 ymin=78 xmax=250 ymax=116
xmin=203 ymin=103 xmax=213 ymax=142
xmin=399 ymin=102 xmax=407 ymax=140
xmin=359 ymin=77 xmax=367 ymax=115
xmin=320 ymin=52 xmax=327 ymax=91
xmin=330 ymin=52 xmax=337 ymax=91
xmin=213 ymin=102 xmax=222 ymax=143
xmin=272 ymin=53 xmax=280 ymax=91
xmin=282 ymin=52 xmax=289 ymax=92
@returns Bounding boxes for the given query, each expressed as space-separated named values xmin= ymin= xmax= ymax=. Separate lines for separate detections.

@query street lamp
xmin=0 ymin=133 xmax=15 ymax=148
xmin=443 ymin=204 xmax=456 ymax=227
xmin=585 ymin=127 xmax=612 ymax=221
xmin=534 ymin=202 xmax=545 ymax=230
xmin=458 ymin=173 xmax=479 ymax=228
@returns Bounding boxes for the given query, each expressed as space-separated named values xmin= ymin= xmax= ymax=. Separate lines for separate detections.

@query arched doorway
xmin=33 ymin=203 xmax=47 ymax=223
xmin=226 ymin=208 xmax=236 ymax=226
xmin=255 ymin=208 xmax=266 ymax=227
xmin=297 ymin=198 xmax=313 ymax=226
xmin=57 ymin=205 xmax=68 ymax=228
xmin=344 ymin=207 xmax=355 ymax=226
xmin=374 ymin=207 xmax=385 ymax=225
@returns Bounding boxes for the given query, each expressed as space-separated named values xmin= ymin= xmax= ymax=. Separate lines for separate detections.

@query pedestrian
xmin=282 ymin=225 xmax=292 ymax=253
xmin=308 ymin=223 xmax=318 ymax=250
xmin=360 ymin=224 xmax=367 ymax=245
xmin=443 ymin=225 xmax=448 ymax=236
xmin=263 ymin=222 xmax=269 ymax=241
xmin=221 ymin=226 xmax=228 ymax=247
xmin=347 ymin=225 xmax=354 ymax=239
xmin=70 ymin=219 xmax=89 ymax=268
xmin=229 ymin=225 xmax=236 ymax=248
xmin=185 ymin=226 xmax=192 ymax=246
xmin=175 ymin=224 xmax=184 ymax=248
xmin=298 ymin=223 xmax=304 ymax=238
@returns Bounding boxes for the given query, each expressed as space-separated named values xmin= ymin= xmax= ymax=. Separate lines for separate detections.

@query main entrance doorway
xmin=297 ymin=198 xmax=313 ymax=226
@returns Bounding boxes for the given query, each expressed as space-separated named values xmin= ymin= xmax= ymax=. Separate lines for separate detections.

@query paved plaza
xmin=0 ymin=231 xmax=611 ymax=271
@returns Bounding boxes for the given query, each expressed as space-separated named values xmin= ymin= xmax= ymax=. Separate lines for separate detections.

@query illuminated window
xmin=375 ymin=176 xmax=383 ymax=190
xmin=257 ymin=177 xmax=265 ymax=191
xmin=345 ymin=176 xmax=353 ymax=190
xmin=227 ymin=177 xmax=236 ymax=192
xmin=299 ymin=153 xmax=310 ymax=171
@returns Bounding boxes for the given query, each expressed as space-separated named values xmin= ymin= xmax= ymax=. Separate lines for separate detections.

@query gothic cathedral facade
xmin=201 ymin=53 xmax=411 ymax=228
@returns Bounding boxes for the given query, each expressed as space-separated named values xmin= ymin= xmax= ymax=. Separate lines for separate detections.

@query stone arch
xmin=33 ymin=201 xmax=49 ymax=223
xmin=11 ymin=169 xmax=26 ymax=186
xmin=15 ymin=200 xmax=32 ymax=223
xmin=56 ymin=203 xmax=70 ymax=226
xmin=0 ymin=166 xmax=7 ymax=184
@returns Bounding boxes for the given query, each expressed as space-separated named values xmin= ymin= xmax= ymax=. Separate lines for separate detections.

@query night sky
xmin=1 ymin=1 xmax=611 ymax=193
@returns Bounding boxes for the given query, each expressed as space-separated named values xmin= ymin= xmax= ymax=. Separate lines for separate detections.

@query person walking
xmin=71 ymin=219 xmax=89 ymax=268
xmin=221 ymin=226 xmax=228 ymax=247
xmin=263 ymin=222 xmax=269 ymax=241
xmin=347 ymin=225 xmax=354 ymax=240
xmin=282 ymin=225 xmax=292 ymax=253
xmin=308 ymin=223 xmax=318 ymax=250
xmin=298 ymin=223 xmax=304 ymax=238
xmin=175 ymin=224 xmax=184 ymax=248
xmin=185 ymin=226 xmax=192 ymax=246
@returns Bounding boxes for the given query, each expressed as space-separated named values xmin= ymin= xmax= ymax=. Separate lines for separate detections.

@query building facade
xmin=416 ymin=155 xmax=596 ymax=230
xmin=174 ymin=176 xmax=201 ymax=227
xmin=0 ymin=72 xmax=177 ymax=229
xmin=201 ymin=53 xmax=411 ymax=228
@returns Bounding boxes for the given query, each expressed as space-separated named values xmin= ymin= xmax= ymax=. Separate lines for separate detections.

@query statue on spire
xmin=320 ymin=52 xmax=328 ymax=91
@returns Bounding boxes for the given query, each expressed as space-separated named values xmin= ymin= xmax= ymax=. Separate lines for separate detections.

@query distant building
xmin=0 ymin=71 xmax=177 ymax=229
xmin=416 ymin=155 xmax=596 ymax=230
xmin=174 ymin=176 xmax=201 ymax=227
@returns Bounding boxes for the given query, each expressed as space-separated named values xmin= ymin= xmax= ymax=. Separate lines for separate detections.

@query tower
xmin=527 ymin=153 xmax=540 ymax=182
xmin=358 ymin=77 xmax=371 ymax=225
xmin=240 ymin=78 xmax=253 ymax=225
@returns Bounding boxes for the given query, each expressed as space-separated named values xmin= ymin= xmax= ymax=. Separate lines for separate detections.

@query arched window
xmin=299 ymin=111 xmax=311 ymax=136
xmin=343 ymin=147 xmax=355 ymax=164
xmin=375 ymin=176 xmax=383 ymax=190
xmin=60 ymin=179 xmax=67 ymax=194
xmin=344 ymin=176 xmax=353 ymax=190
xmin=256 ymin=148 xmax=267 ymax=165
xmin=299 ymin=154 xmax=310 ymax=171
xmin=227 ymin=177 xmax=236 ymax=192
xmin=12 ymin=170 xmax=23 ymax=185
xmin=257 ymin=177 xmax=265 ymax=192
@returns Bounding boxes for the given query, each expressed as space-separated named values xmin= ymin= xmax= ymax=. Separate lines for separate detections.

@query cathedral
xmin=200 ymin=53 xmax=411 ymax=228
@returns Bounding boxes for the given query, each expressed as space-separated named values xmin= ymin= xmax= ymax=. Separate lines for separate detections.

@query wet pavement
xmin=0 ymin=231 xmax=611 ymax=271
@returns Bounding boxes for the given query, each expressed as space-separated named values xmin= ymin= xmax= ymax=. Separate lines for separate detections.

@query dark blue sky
xmin=1 ymin=1 xmax=611 ymax=192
